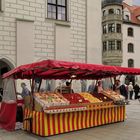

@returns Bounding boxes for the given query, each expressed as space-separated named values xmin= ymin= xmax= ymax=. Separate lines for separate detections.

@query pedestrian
xmin=128 ymin=82 xmax=133 ymax=100
xmin=120 ymin=84 xmax=128 ymax=100
xmin=134 ymin=83 xmax=140 ymax=100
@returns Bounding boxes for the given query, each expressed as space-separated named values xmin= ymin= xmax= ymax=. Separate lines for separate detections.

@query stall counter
xmin=24 ymin=105 xmax=125 ymax=136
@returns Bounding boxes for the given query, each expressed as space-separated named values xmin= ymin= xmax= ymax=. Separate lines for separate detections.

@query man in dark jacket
xmin=120 ymin=84 xmax=128 ymax=100
xmin=134 ymin=83 xmax=139 ymax=99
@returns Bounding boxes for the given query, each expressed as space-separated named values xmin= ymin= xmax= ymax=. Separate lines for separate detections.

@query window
xmin=108 ymin=23 xmax=115 ymax=33
xmin=0 ymin=0 xmax=1 ymax=11
xmin=117 ymin=41 xmax=121 ymax=50
xmin=125 ymin=15 xmax=129 ymax=21
xmin=128 ymin=27 xmax=133 ymax=37
xmin=0 ymin=0 xmax=4 ymax=12
xmin=103 ymin=42 xmax=107 ymax=51
xmin=103 ymin=10 xmax=106 ymax=16
xmin=116 ymin=9 xmax=121 ymax=15
xmin=128 ymin=59 xmax=134 ymax=67
xmin=116 ymin=24 xmax=121 ymax=33
xmin=108 ymin=9 xmax=114 ymax=14
xmin=103 ymin=24 xmax=107 ymax=34
xmin=128 ymin=43 xmax=134 ymax=53
xmin=108 ymin=41 xmax=115 ymax=51
xmin=47 ymin=0 xmax=67 ymax=21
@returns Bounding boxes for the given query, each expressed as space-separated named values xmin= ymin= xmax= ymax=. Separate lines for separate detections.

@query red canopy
xmin=3 ymin=59 xmax=140 ymax=80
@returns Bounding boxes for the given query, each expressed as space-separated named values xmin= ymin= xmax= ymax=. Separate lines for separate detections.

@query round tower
xmin=102 ymin=0 xmax=123 ymax=66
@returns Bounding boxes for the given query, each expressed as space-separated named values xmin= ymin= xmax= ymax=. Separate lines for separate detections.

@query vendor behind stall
xmin=94 ymin=80 xmax=103 ymax=93
xmin=21 ymin=82 xmax=31 ymax=109
xmin=55 ymin=81 xmax=74 ymax=94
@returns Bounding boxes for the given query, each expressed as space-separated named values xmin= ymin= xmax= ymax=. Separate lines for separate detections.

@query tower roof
xmin=102 ymin=0 xmax=123 ymax=8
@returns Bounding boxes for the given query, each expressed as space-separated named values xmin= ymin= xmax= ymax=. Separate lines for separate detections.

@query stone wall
xmin=0 ymin=0 xmax=87 ymax=67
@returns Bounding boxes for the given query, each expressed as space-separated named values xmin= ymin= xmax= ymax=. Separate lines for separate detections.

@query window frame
xmin=47 ymin=0 xmax=67 ymax=21
xmin=116 ymin=24 xmax=121 ymax=33
xmin=116 ymin=9 xmax=121 ymax=15
xmin=108 ymin=9 xmax=114 ymax=14
xmin=108 ymin=40 xmax=115 ymax=51
xmin=103 ymin=41 xmax=107 ymax=52
xmin=103 ymin=24 xmax=107 ymax=34
xmin=128 ymin=43 xmax=134 ymax=53
xmin=128 ymin=27 xmax=134 ymax=37
xmin=117 ymin=41 xmax=122 ymax=51
xmin=103 ymin=10 xmax=106 ymax=16
xmin=0 ymin=0 xmax=1 ymax=11
xmin=128 ymin=59 xmax=134 ymax=68
xmin=108 ymin=23 xmax=115 ymax=33
xmin=0 ymin=0 xmax=4 ymax=12
xmin=125 ymin=15 xmax=129 ymax=21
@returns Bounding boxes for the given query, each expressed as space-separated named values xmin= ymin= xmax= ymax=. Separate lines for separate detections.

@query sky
xmin=133 ymin=0 xmax=140 ymax=5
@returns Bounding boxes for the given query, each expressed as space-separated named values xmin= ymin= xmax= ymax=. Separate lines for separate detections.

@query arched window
xmin=128 ymin=43 xmax=134 ymax=53
xmin=128 ymin=59 xmax=134 ymax=67
xmin=125 ymin=15 xmax=129 ymax=21
xmin=103 ymin=10 xmax=106 ymax=16
xmin=109 ymin=9 xmax=114 ymax=14
xmin=128 ymin=27 xmax=134 ymax=37
xmin=116 ymin=9 xmax=121 ymax=15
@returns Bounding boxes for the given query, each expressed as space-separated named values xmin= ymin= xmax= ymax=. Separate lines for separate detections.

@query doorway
xmin=0 ymin=59 xmax=14 ymax=88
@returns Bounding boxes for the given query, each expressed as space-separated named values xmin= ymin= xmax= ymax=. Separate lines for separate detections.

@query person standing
xmin=120 ymin=84 xmax=128 ymax=100
xmin=21 ymin=82 xmax=31 ymax=109
xmin=97 ymin=80 xmax=103 ymax=93
xmin=134 ymin=83 xmax=139 ymax=100
xmin=128 ymin=82 xmax=133 ymax=100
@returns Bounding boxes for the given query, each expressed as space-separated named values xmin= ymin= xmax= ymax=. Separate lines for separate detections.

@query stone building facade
xmin=0 ymin=0 xmax=102 ymax=88
xmin=101 ymin=0 xmax=140 ymax=84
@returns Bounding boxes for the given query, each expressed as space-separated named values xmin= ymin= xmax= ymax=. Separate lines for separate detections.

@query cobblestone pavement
xmin=0 ymin=100 xmax=140 ymax=140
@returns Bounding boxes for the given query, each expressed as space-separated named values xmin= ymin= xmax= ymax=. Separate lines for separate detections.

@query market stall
xmin=2 ymin=59 xmax=140 ymax=136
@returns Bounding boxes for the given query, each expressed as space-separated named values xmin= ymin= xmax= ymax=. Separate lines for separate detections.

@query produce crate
xmin=101 ymin=90 xmax=125 ymax=105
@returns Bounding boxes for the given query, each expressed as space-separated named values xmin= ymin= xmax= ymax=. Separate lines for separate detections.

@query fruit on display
xmin=63 ymin=93 xmax=89 ymax=104
xmin=101 ymin=90 xmax=125 ymax=101
xmin=79 ymin=92 xmax=102 ymax=103
xmin=92 ymin=93 xmax=112 ymax=102
xmin=34 ymin=92 xmax=70 ymax=108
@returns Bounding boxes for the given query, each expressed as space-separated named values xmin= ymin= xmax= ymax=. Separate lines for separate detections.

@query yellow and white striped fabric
xmin=24 ymin=105 xmax=125 ymax=136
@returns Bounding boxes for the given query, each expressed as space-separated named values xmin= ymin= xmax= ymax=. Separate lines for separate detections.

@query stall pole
xmin=37 ymin=79 xmax=42 ymax=92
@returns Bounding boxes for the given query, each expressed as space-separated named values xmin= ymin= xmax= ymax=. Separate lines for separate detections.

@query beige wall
xmin=87 ymin=0 xmax=102 ymax=64
xmin=122 ymin=24 xmax=140 ymax=68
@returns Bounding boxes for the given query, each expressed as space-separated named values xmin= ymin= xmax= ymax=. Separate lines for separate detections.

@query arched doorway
xmin=0 ymin=58 xmax=14 ymax=88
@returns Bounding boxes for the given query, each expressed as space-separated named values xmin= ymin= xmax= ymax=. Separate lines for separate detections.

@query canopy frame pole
xmin=13 ymin=78 xmax=17 ymax=100
xmin=37 ymin=79 xmax=42 ymax=92
xmin=110 ymin=77 xmax=114 ymax=90
xmin=31 ymin=71 xmax=35 ymax=110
